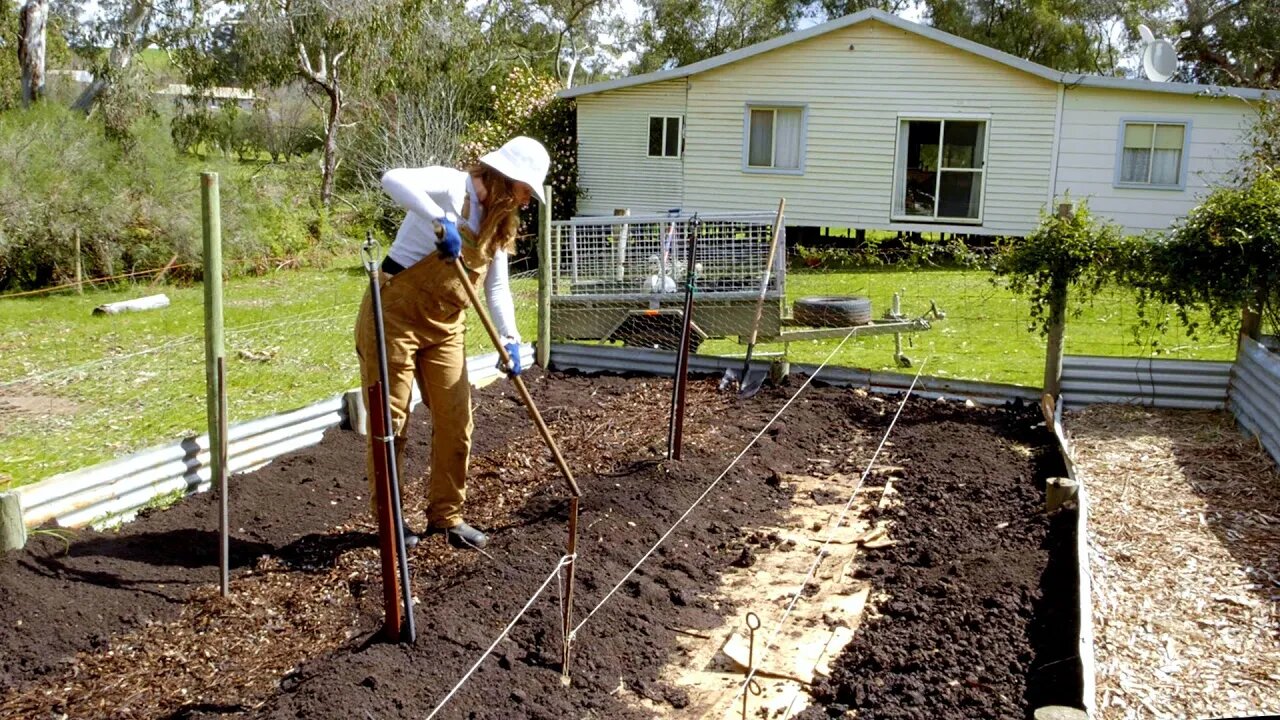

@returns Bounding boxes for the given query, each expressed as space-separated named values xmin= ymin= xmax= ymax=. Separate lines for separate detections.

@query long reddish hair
xmin=469 ymin=163 xmax=521 ymax=258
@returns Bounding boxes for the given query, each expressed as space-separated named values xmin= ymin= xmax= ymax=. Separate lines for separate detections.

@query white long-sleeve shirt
xmin=381 ymin=167 xmax=519 ymax=343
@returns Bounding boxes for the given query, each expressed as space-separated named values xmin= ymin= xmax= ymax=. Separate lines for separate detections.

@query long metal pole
xmin=363 ymin=237 xmax=417 ymax=644
xmin=201 ymin=172 xmax=229 ymax=598
xmin=668 ymin=217 xmax=700 ymax=460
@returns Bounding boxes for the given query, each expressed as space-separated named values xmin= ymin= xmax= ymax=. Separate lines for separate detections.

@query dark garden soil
xmin=0 ymin=371 xmax=1078 ymax=720
xmin=800 ymin=401 xmax=1080 ymax=720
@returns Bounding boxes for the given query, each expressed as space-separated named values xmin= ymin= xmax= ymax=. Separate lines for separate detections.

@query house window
xmin=648 ymin=116 xmax=681 ymax=157
xmin=1119 ymin=121 xmax=1186 ymax=187
xmin=745 ymin=106 xmax=805 ymax=172
xmin=893 ymin=118 xmax=986 ymax=222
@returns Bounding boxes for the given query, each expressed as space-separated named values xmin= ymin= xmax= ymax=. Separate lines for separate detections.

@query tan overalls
xmin=354 ymin=216 xmax=491 ymax=531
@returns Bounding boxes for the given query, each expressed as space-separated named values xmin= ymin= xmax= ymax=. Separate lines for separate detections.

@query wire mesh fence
xmin=546 ymin=219 xmax=1241 ymax=388
xmin=549 ymin=211 xmax=784 ymax=352
xmin=0 ymin=257 xmax=539 ymax=491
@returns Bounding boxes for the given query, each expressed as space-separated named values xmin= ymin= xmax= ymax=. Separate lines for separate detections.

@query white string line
xmin=424 ymin=554 xmax=575 ymax=720
xmin=726 ymin=357 xmax=930 ymax=715
xmin=571 ymin=327 xmax=862 ymax=638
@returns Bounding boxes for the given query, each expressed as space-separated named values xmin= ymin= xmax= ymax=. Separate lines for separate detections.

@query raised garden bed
xmin=0 ymin=372 xmax=1079 ymax=719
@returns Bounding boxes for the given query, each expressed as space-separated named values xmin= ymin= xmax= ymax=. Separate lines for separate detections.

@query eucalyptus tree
xmin=921 ymin=0 xmax=1162 ymax=74
xmin=235 ymin=0 xmax=426 ymax=206
xmin=630 ymin=0 xmax=804 ymax=72
xmin=1175 ymin=0 xmax=1280 ymax=88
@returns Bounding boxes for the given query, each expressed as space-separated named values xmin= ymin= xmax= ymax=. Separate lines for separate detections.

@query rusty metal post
xmin=668 ymin=216 xmax=701 ymax=460
xmin=367 ymin=380 xmax=404 ymax=641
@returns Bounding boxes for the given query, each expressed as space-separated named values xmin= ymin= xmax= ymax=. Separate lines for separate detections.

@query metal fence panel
xmin=1061 ymin=354 xmax=1232 ymax=411
xmin=15 ymin=348 xmax=525 ymax=530
xmin=549 ymin=343 xmax=1040 ymax=406
xmin=1230 ymin=338 xmax=1280 ymax=466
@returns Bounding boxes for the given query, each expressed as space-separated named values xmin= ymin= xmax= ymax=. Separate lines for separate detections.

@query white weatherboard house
xmin=561 ymin=9 xmax=1267 ymax=237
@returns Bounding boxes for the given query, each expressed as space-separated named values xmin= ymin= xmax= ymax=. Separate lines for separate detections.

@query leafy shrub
xmin=0 ymin=103 xmax=332 ymax=291
xmin=994 ymin=200 xmax=1126 ymax=334
xmin=1135 ymin=171 xmax=1280 ymax=335
xmin=462 ymin=67 xmax=580 ymax=221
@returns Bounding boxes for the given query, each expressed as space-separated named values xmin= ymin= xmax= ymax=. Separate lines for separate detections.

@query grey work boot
xmin=400 ymin=522 xmax=420 ymax=548
xmin=432 ymin=522 xmax=488 ymax=550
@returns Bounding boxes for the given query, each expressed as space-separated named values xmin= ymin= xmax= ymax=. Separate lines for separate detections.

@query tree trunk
xmin=320 ymin=85 xmax=342 ymax=208
xmin=18 ymin=0 xmax=48 ymax=107
xmin=71 ymin=0 xmax=151 ymax=113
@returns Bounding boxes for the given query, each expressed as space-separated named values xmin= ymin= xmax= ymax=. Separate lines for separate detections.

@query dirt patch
xmin=0 ymin=385 xmax=80 ymax=435
xmin=0 ymin=373 xmax=1074 ymax=719
xmin=801 ymin=400 xmax=1080 ymax=719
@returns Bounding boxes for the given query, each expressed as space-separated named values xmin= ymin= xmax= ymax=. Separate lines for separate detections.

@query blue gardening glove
xmin=500 ymin=342 xmax=522 ymax=376
xmin=436 ymin=217 xmax=462 ymax=259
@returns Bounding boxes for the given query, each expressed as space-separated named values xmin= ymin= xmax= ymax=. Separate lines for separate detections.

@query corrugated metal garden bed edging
xmin=549 ymin=342 xmax=1042 ymax=406
xmin=1061 ymin=354 xmax=1232 ymax=412
xmin=1231 ymin=338 xmax=1280 ymax=467
xmin=1053 ymin=404 xmax=1098 ymax=719
xmin=13 ymin=347 xmax=530 ymax=533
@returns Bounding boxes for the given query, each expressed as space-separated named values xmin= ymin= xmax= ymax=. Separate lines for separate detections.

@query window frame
xmin=741 ymin=103 xmax=808 ymax=175
xmin=890 ymin=113 xmax=991 ymax=225
xmin=647 ymin=115 xmax=683 ymax=159
xmin=1113 ymin=118 xmax=1191 ymax=191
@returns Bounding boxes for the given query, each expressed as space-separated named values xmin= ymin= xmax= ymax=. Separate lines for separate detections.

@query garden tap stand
xmin=446 ymin=257 xmax=583 ymax=683
xmin=362 ymin=236 xmax=417 ymax=644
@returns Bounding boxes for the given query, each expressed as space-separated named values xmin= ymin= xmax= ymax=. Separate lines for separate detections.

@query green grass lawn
xmin=699 ymin=267 xmax=1236 ymax=386
xmin=0 ymin=259 xmax=538 ymax=489
xmin=0 ymin=262 xmax=1234 ymax=489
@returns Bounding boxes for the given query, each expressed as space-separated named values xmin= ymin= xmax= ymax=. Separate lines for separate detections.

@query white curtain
xmin=1121 ymin=148 xmax=1152 ymax=184
xmin=748 ymin=110 xmax=773 ymax=167
xmin=1151 ymin=149 xmax=1181 ymax=185
xmin=774 ymin=108 xmax=803 ymax=169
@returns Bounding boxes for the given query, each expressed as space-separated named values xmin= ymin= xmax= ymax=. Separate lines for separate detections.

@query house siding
xmin=1055 ymin=88 xmax=1255 ymax=234
xmin=681 ymin=20 xmax=1060 ymax=236
xmin=576 ymin=80 xmax=687 ymax=215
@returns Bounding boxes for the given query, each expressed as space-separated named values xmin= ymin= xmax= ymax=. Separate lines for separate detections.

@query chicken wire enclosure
xmin=548 ymin=212 xmax=786 ymax=351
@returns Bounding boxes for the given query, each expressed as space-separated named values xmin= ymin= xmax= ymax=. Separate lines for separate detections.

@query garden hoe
xmin=720 ymin=198 xmax=786 ymax=399
xmin=361 ymin=234 xmax=416 ymax=645
xmin=446 ymin=255 xmax=584 ymax=683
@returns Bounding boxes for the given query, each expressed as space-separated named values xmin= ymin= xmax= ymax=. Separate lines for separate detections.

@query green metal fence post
xmin=201 ymin=172 xmax=229 ymax=598
xmin=537 ymin=184 xmax=553 ymax=369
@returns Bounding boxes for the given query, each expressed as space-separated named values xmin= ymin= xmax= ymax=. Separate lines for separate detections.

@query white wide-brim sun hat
xmin=480 ymin=136 xmax=551 ymax=205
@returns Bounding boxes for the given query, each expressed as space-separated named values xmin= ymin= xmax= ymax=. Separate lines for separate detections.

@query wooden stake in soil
xmin=668 ymin=216 xmax=701 ymax=460
xmin=201 ymin=172 xmax=229 ymax=598
xmin=73 ymin=228 xmax=83 ymax=295
xmin=447 ymin=257 xmax=582 ymax=679
xmin=0 ymin=491 xmax=25 ymax=553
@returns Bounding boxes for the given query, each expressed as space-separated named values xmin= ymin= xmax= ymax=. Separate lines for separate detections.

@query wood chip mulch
xmin=0 ymin=379 xmax=731 ymax=719
xmin=1066 ymin=405 xmax=1280 ymax=719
